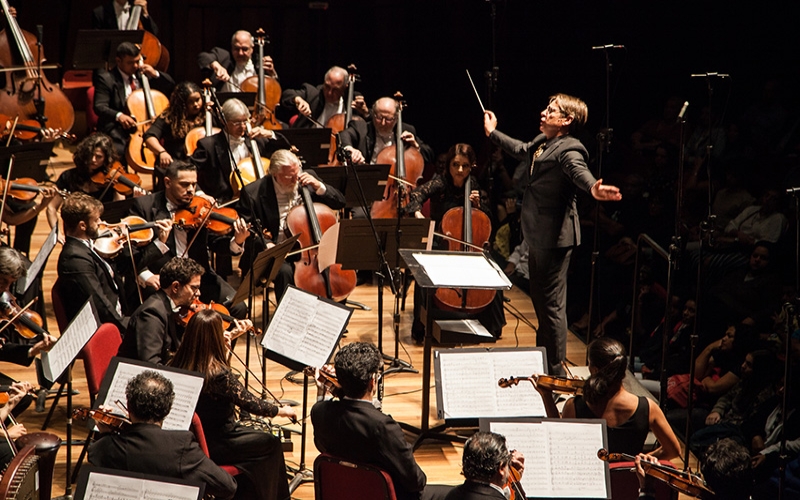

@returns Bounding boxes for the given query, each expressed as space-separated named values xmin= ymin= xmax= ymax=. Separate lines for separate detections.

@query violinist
xmin=93 ymin=42 xmax=175 ymax=161
xmin=191 ymin=98 xmax=289 ymax=203
xmin=444 ymin=431 xmax=525 ymax=500
xmin=87 ymin=370 xmax=237 ymax=500
xmin=92 ymin=0 xmax=158 ymax=34
xmin=198 ymin=30 xmax=278 ymax=93
xmin=169 ymin=309 xmax=293 ymax=500
xmin=339 ymin=96 xmax=433 ymax=166
xmin=129 ymin=161 xmax=249 ymax=318
xmin=118 ymin=257 xmax=204 ymax=365
xmin=0 ymin=381 xmax=35 ymax=469
xmin=56 ymin=193 xmax=130 ymax=330
xmin=280 ymin=66 xmax=368 ymax=128
xmin=236 ymin=149 xmax=345 ymax=302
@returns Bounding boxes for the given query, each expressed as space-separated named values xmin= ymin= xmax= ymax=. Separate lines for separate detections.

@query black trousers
xmin=529 ymin=246 xmax=572 ymax=376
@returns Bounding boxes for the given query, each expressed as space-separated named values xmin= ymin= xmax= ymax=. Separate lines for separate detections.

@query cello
xmin=240 ymin=29 xmax=281 ymax=130
xmin=286 ymin=184 xmax=356 ymax=302
xmin=370 ymin=93 xmax=424 ymax=219
xmin=0 ymin=0 xmax=75 ymax=132
xmin=123 ymin=1 xmax=169 ymax=73
xmin=325 ymin=63 xmax=358 ymax=164
xmin=125 ymin=62 xmax=169 ymax=174
xmin=434 ymin=175 xmax=495 ymax=312
xmin=230 ymin=121 xmax=270 ymax=197
xmin=184 ymin=79 xmax=221 ymax=155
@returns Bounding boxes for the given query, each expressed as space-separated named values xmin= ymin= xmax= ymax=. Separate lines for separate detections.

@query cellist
xmin=280 ymin=66 xmax=368 ymax=129
xmin=198 ymin=30 xmax=277 ymax=93
xmin=92 ymin=0 xmax=158 ymax=34
xmin=236 ymin=149 xmax=345 ymax=302
xmin=92 ymin=42 xmax=175 ymax=162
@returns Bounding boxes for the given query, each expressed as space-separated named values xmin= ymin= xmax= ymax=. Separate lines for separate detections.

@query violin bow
xmin=0 ymin=155 xmax=13 ymax=228
xmin=0 ymin=298 xmax=41 ymax=338
xmin=227 ymin=347 xmax=299 ymax=424
xmin=180 ymin=199 xmax=217 ymax=258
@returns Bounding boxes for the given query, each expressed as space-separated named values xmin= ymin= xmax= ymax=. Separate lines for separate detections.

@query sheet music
xmin=489 ymin=420 xmax=608 ymax=499
xmin=82 ymin=472 xmax=200 ymax=500
xmin=262 ymin=286 xmax=351 ymax=368
xmin=19 ymin=223 xmax=58 ymax=293
xmin=436 ymin=349 xmax=546 ymax=419
xmin=42 ymin=300 xmax=99 ymax=382
xmin=412 ymin=252 xmax=509 ymax=288
xmin=99 ymin=361 xmax=204 ymax=430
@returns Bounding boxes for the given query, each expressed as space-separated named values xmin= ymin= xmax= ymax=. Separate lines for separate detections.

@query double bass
xmin=0 ymin=0 xmax=75 ymax=132
xmin=370 ymin=92 xmax=424 ymax=219
xmin=122 ymin=1 xmax=169 ymax=73
xmin=325 ymin=63 xmax=358 ymax=163
xmin=125 ymin=64 xmax=169 ymax=174
xmin=241 ymin=28 xmax=281 ymax=130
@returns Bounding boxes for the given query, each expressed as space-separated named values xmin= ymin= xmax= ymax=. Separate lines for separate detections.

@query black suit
xmin=279 ymin=83 xmax=364 ymax=129
xmin=91 ymin=1 xmax=158 ymax=33
xmin=56 ymin=237 xmax=128 ymax=330
xmin=88 ymin=423 xmax=237 ymax=500
xmin=236 ymin=171 xmax=345 ymax=301
xmin=444 ymin=482 xmax=506 ymax=500
xmin=338 ymin=118 xmax=434 ymax=166
xmin=190 ymin=132 xmax=290 ymax=203
xmin=92 ymin=67 xmax=175 ymax=160
xmin=118 ymin=290 xmax=180 ymax=365
xmin=489 ymin=130 xmax=596 ymax=375
xmin=196 ymin=47 xmax=271 ymax=92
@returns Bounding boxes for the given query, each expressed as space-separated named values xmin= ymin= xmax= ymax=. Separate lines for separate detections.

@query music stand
xmin=72 ymin=30 xmax=144 ymax=70
xmin=398 ymin=249 xmax=511 ymax=447
xmin=0 ymin=142 xmax=55 ymax=182
xmin=100 ymin=198 xmax=137 ymax=224
xmin=75 ymin=466 xmax=205 ymax=500
xmin=280 ymin=128 xmax=334 ymax=167
xmin=310 ymin=164 xmax=391 ymax=209
xmin=217 ymin=92 xmax=256 ymax=107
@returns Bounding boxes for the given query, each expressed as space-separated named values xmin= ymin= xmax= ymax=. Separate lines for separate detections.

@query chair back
xmin=86 ymin=86 xmax=99 ymax=132
xmin=190 ymin=413 xmax=240 ymax=477
xmin=80 ymin=323 xmax=122 ymax=398
xmin=609 ymin=461 xmax=679 ymax=500
xmin=314 ymin=453 xmax=397 ymax=500
xmin=50 ymin=279 xmax=70 ymax=333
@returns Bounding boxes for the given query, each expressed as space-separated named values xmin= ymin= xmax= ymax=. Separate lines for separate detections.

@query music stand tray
xmin=72 ymin=30 xmax=144 ymax=70
xmin=1 ymin=142 xmax=56 ymax=182
xmin=280 ymin=128 xmax=333 ymax=167
xmin=217 ymin=92 xmax=256 ymax=107
xmin=311 ymin=164 xmax=391 ymax=208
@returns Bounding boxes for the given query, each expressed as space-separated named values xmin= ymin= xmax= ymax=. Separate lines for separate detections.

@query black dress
xmin=574 ymin=395 xmax=650 ymax=456
xmin=195 ymin=368 xmax=290 ymax=500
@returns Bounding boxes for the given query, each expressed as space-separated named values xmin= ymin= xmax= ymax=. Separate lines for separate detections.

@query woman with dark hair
xmin=144 ymin=81 xmax=207 ymax=169
xmin=538 ymin=337 xmax=681 ymax=459
xmin=169 ymin=309 xmax=296 ymax=500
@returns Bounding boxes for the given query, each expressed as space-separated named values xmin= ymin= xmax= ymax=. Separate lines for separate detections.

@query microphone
xmin=36 ymin=25 xmax=43 ymax=45
xmin=591 ymin=44 xmax=625 ymax=50
xmin=677 ymin=101 xmax=689 ymax=123
xmin=690 ymin=72 xmax=730 ymax=78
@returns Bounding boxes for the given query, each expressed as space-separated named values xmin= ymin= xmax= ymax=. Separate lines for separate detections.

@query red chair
xmin=609 ymin=461 xmax=679 ymax=500
xmin=86 ymin=86 xmax=99 ymax=133
xmin=190 ymin=413 xmax=241 ymax=477
xmin=314 ymin=453 xmax=397 ymax=500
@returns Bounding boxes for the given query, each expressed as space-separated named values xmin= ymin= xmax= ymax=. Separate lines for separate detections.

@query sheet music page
xmin=99 ymin=362 xmax=204 ymax=430
xmin=19 ymin=223 xmax=57 ymax=293
xmin=42 ymin=300 xmax=99 ymax=382
xmin=489 ymin=421 xmax=608 ymax=499
xmin=438 ymin=350 xmax=546 ymax=419
xmin=262 ymin=286 xmax=351 ymax=368
xmin=82 ymin=472 xmax=200 ymax=500
xmin=413 ymin=253 xmax=508 ymax=288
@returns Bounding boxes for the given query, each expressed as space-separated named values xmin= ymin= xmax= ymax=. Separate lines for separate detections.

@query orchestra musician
xmin=339 ymin=96 xmax=434 ymax=166
xmin=280 ymin=66 xmax=368 ymax=128
xmin=92 ymin=0 xmax=158 ymax=33
xmin=87 ymin=370 xmax=237 ymax=500
xmin=197 ymin=30 xmax=277 ymax=93
xmin=118 ymin=257 xmax=204 ymax=365
xmin=236 ymin=148 xmax=345 ymax=302
xmin=169 ymin=309 xmax=293 ymax=500
xmin=190 ymin=98 xmax=289 ymax=203
xmin=93 ymin=42 xmax=175 ymax=161
xmin=483 ymin=94 xmax=621 ymax=376
xmin=128 ymin=160 xmax=249 ymax=318
xmin=311 ymin=342 xmax=452 ymax=500
xmin=443 ymin=431 xmax=525 ymax=500
xmin=56 ymin=192 xmax=129 ymax=330
xmin=0 ymin=381 xmax=35 ymax=469
xmin=144 ymin=81 xmax=206 ymax=170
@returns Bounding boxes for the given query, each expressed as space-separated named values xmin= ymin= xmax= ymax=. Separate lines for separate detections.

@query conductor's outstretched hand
xmin=590 ymin=179 xmax=622 ymax=201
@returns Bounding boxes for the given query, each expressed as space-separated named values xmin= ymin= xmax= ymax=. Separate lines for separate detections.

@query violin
xmin=241 ymin=29 xmax=281 ymax=131
xmin=126 ymin=64 xmax=169 ymax=174
xmin=0 ymin=292 xmax=48 ymax=341
xmin=498 ymin=374 xmax=585 ymax=395
xmin=184 ymin=79 xmax=221 ymax=156
xmin=434 ymin=174 xmax=495 ymax=313
xmin=230 ymin=122 xmax=270 ymax=197
xmin=122 ymin=1 xmax=169 ymax=73
xmin=90 ymin=161 xmax=146 ymax=197
xmin=0 ymin=176 xmax=65 ymax=202
xmin=326 ymin=64 xmax=358 ymax=164
xmin=303 ymin=366 xmax=343 ymax=398
xmin=173 ymin=196 xmax=238 ymax=235
xmin=286 ymin=184 xmax=356 ymax=302
xmin=73 ymin=408 xmax=131 ymax=433
xmin=597 ymin=449 xmax=714 ymax=498
xmin=178 ymin=298 xmax=261 ymax=337
xmin=370 ymin=92 xmax=424 ymax=219
xmin=506 ymin=461 xmax=526 ymax=500
xmin=1 ymin=113 xmax=75 ymax=142
xmin=93 ymin=215 xmax=158 ymax=259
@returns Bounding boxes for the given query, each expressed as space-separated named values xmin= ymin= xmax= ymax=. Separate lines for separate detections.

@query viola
xmin=173 ymin=196 xmax=238 ymax=235
xmin=434 ymin=175 xmax=495 ymax=313
xmin=498 ymin=374 xmax=585 ymax=395
xmin=230 ymin=122 xmax=270 ymax=197
xmin=0 ymin=0 xmax=75 ymax=132
xmin=0 ymin=176 xmax=65 ymax=202
xmin=184 ymin=79 xmax=221 ymax=156
xmin=597 ymin=449 xmax=714 ymax=498
xmin=73 ymin=408 xmax=131 ymax=433
xmin=122 ymin=2 xmax=169 ymax=73
xmin=90 ymin=161 xmax=146 ymax=197
xmin=0 ymin=113 xmax=75 ymax=142
xmin=0 ymin=292 xmax=48 ymax=341
xmin=241 ymin=28 xmax=281 ymax=131
xmin=326 ymin=63 xmax=358 ymax=164
xmin=126 ymin=65 xmax=169 ymax=174
xmin=370 ymin=92 xmax=424 ymax=219
xmin=286 ymin=184 xmax=356 ymax=302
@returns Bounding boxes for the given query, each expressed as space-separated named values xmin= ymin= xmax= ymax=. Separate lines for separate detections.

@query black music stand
xmin=0 ymin=142 xmax=55 ymax=181
xmin=336 ymin=219 xmax=431 ymax=374
xmin=397 ymin=249 xmax=512 ymax=448
xmin=280 ymin=129 xmax=334 ymax=167
xmin=72 ymin=30 xmax=144 ymax=70
xmin=217 ymin=92 xmax=256 ymax=107
xmin=310 ymin=164 xmax=391 ymax=209
xmin=100 ymin=198 xmax=136 ymax=224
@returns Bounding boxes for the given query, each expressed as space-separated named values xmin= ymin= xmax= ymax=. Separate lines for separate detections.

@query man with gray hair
xmin=237 ymin=148 xmax=345 ymax=301
xmin=191 ymin=97 xmax=289 ymax=202
xmin=197 ymin=30 xmax=278 ymax=93
xmin=281 ymin=66 xmax=369 ymax=128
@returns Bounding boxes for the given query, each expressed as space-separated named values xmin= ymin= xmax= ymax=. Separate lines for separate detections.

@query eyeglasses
xmin=545 ymin=105 xmax=566 ymax=116
xmin=230 ymin=119 xmax=249 ymax=126
xmin=375 ymin=114 xmax=397 ymax=124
